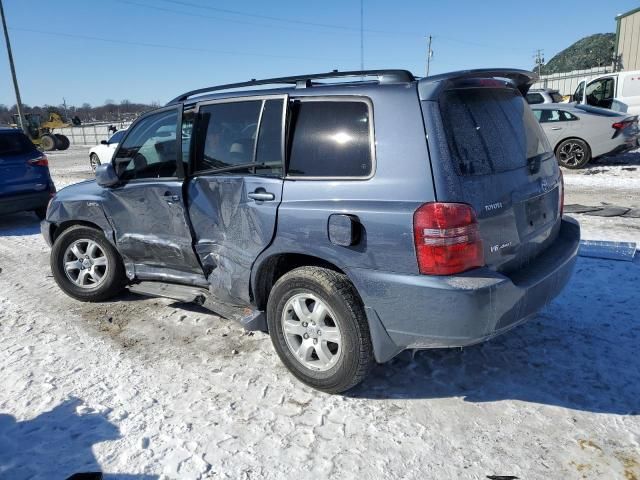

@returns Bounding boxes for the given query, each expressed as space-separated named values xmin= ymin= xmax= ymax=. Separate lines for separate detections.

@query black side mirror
xmin=100 ymin=140 xmax=108 ymax=145
xmin=95 ymin=163 xmax=119 ymax=187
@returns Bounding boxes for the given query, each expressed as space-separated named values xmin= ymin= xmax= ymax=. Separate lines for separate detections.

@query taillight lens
xmin=559 ymin=170 xmax=564 ymax=217
xmin=413 ymin=202 xmax=484 ymax=275
xmin=28 ymin=154 xmax=48 ymax=167
xmin=612 ymin=119 xmax=634 ymax=130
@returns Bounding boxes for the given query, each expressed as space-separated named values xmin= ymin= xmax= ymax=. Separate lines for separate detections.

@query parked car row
xmin=530 ymin=103 xmax=639 ymax=169
xmin=0 ymin=128 xmax=55 ymax=219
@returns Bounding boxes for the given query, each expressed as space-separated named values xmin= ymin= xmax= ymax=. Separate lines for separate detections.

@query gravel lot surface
xmin=0 ymin=146 xmax=638 ymax=479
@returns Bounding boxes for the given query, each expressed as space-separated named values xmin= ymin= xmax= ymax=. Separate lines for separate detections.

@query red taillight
xmin=28 ymin=154 xmax=48 ymax=167
xmin=612 ymin=120 xmax=633 ymax=130
xmin=413 ymin=202 xmax=484 ymax=275
xmin=559 ymin=170 xmax=564 ymax=217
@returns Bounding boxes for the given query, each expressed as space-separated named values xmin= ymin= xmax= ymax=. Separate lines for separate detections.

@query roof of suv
xmin=169 ymin=68 xmax=538 ymax=106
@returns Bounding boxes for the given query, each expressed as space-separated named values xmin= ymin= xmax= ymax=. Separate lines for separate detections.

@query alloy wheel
xmin=63 ymin=239 xmax=109 ymax=288
xmin=281 ymin=293 xmax=342 ymax=371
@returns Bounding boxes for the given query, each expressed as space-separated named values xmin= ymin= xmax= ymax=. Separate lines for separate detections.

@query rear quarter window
xmin=287 ymin=99 xmax=373 ymax=178
xmin=0 ymin=131 xmax=35 ymax=156
xmin=439 ymin=88 xmax=551 ymax=176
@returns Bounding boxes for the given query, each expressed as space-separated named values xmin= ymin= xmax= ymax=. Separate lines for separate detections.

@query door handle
xmin=248 ymin=190 xmax=275 ymax=201
xmin=551 ymin=127 xmax=562 ymax=130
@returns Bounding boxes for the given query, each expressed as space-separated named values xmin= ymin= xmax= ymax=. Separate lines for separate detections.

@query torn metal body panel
xmin=42 ymin=180 xmax=116 ymax=247
xmin=187 ymin=175 xmax=283 ymax=304
xmin=100 ymin=180 xmax=203 ymax=278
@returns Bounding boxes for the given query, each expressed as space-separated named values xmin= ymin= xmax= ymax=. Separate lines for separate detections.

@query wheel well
xmin=253 ymin=253 xmax=347 ymax=310
xmin=51 ymin=220 xmax=106 ymax=243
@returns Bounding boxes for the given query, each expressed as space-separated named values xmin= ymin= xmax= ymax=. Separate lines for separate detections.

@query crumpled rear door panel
xmin=187 ymin=175 xmax=283 ymax=304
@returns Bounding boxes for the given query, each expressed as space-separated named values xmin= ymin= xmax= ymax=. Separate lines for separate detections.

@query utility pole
xmin=360 ymin=0 xmax=364 ymax=71
xmin=533 ymin=49 xmax=545 ymax=77
xmin=426 ymin=35 xmax=433 ymax=77
xmin=0 ymin=0 xmax=27 ymax=133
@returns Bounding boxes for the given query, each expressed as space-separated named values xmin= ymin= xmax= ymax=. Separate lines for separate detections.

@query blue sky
xmin=1 ymin=0 xmax=637 ymax=107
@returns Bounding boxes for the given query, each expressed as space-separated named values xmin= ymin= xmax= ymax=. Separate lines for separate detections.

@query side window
xmin=181 ymin=111 xmax=194 ymax=170
xmin=559 ymin=110 xmax=578 ymax=121
xmin=114 ymin=109 xmax=178 ymax=180
xmin=538 ymin=110 xmax=561 ymax=123
xmin=586 ymin=77 xmax=615 ymax=108
xmin=550 ymin=92 xmax=564 ymax=103
xmin=573 ymin=82 xmax=585 ymax=103
xmin=287 ymin=100 xmax=373 ymax=178
xmin=194 ymin=99 xmax=284 ymax=176
xmin=195 ymin=100 xmax=262 ymax=172
xmin=526 ymin=93 xmax=544 ymax=104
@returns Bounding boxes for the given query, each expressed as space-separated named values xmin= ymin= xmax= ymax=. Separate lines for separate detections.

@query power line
xmin=9 ymin=26 xmax=354 ymax=62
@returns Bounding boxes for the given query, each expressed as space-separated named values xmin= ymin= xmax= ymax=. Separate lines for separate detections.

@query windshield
xmin=439 ymin=87 xmax=551 ymax=176
xmin=108 ymin=130 xmax=126 ymax=144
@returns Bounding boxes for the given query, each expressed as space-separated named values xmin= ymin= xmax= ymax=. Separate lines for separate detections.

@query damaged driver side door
xmin=102 ymin=106 xmax=204 ymax=282
xmin=186 ymin=95 xmax=287 ymax=304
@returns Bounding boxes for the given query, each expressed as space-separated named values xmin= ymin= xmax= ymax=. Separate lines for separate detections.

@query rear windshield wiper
xmin=197 ymin=161 xmax=266 ymax=176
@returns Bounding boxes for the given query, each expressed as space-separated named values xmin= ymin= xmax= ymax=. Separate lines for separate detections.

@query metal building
xmin=615 ymin=7 xmax=640 ymax=71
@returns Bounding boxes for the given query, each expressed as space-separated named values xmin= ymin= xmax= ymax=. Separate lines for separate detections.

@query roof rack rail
xmin=167 ymin=69 xmax=415 ymax=104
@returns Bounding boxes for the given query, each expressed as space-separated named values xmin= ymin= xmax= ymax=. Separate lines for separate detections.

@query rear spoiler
xmin=418 ymin=68 xmax=538 ymax=100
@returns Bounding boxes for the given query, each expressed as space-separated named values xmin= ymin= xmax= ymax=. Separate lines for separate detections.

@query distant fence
xmin=52 ymin=121 xmax=131 ymax=146
xmin=532 ymin=66 xmax=613 ymax=96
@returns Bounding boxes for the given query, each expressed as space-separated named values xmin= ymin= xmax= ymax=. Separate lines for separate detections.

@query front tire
xmin=267 ymin=266 xmax=374 ymax=393
xmin=556 ymin=138 xmax=591 ymax=169
xmin=50 ymin=225 xmax=126 ymax=302
xmin=40 ymin=134 xmax=57 ymax=151
xmin=54 ymin=134 xmax=70 ymax=150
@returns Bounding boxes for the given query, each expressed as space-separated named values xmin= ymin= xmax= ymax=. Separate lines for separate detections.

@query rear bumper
xmin=351 ymin=218 xmax=580 ymax=361
xmin=0 ymin=190 xmax=50 ymax=216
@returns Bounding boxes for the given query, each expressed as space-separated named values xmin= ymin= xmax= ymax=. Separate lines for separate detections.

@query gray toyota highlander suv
xmin=42 ymin=69 xmax=580 ymax=393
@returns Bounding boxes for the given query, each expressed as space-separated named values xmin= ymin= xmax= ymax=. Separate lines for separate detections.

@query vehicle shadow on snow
xmin=0 ymin=397 xmax=158 ymax=479
xmin=593 ymin=149 xmax=640 ymax=167
xmin=0 ymin=211 xmax=41 ymax=237
xmin=350 ymin=256 xmax=640 ymax=415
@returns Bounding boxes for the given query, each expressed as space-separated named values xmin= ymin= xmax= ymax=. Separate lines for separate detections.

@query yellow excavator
xmin=11 ymin=112 xmax=71 ymax=151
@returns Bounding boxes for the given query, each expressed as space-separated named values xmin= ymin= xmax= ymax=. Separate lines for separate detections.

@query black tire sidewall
xmin=267 ymin=269 xmax=369 ymax=392
xmin=51 ymin=226 xmax=125 ymax=302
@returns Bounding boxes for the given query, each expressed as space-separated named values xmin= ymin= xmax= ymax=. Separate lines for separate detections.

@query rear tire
xmin=556 ymin=138 xmax=591 ymax=169
xmin=267 ymin=266 xmax=374 ymax=393
xmin=90 ymin=153 xmax=101 ymax=172
xmin=54 ymin=134 xmax=70 ymax=150
xmin=51 ymin=225 xmax=126 ymax=302
xmin=40 ymin=134 xmax=57 ymax=151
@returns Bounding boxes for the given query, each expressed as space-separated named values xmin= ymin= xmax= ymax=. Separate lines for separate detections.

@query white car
xmin=89 ymin=129 xmax=127 ymax=172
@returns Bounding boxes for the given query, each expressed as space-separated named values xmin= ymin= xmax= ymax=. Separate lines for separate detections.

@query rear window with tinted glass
xmin=439 ymin=88 xmax=551 ymax=176
xmin=550 ymin=92 xmax=564 ymax=103
xmin=287 ymin=100 xmax=372 ymax=177
xmin=0 ymin=131 xmax=35 ymax=156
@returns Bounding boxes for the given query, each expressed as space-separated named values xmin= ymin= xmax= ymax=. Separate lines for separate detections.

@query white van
xmin=573 ymin=70 xmax=640 ymax=115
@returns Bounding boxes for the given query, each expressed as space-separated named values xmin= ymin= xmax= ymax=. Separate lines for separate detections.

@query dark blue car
xmin=0 ymin=128 xmax=56 ymax=219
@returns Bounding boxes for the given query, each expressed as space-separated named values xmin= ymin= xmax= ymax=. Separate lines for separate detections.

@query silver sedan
xmin=531 ymin=103 xmax=639 ymax=169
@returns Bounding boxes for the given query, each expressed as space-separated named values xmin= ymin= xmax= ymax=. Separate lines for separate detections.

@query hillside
xmin=538 ymin=33 xmax=615 ymax=75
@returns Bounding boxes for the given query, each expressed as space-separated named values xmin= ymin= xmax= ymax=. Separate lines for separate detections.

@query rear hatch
xmin=421 ymin=77 xmax=562 ymax=273
xmin=0 ymin=130 xmax=50 ymax=197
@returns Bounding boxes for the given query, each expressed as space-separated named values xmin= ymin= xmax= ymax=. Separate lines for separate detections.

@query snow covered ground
xmin=0 ymin=147 xmax=639 ymax=479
